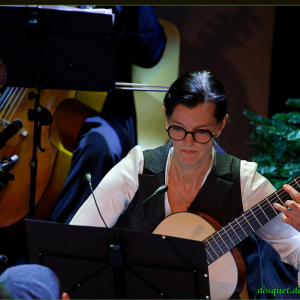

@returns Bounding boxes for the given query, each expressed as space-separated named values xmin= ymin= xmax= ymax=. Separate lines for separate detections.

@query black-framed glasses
xmin=166 ymin=125 xmax=216 ymax=144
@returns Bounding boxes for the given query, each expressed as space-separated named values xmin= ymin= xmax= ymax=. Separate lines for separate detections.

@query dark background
xmin=154 ymin=6 xmax=296 ymax=160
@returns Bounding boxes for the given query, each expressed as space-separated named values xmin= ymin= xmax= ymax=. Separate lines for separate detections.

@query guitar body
xmin=153 ymin=212 xmax=245 ymax=299
xmin=0 ymin=88 xmax=76 ymax=227
xmin=0 ymin=91 xmax=99 ymax=227
xmin=35 ymin=97 xmax=98 ymax=218
xmin=35 ymin=98 xmax=98 ymax=221
xmin=0 ymin=91 xmax=99 ymax=266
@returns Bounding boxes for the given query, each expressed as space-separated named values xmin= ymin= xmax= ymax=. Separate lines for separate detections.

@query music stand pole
xmin=28 ymin=88 xmax=40 ymax=219
xmin=27 ymin=86 xmax=53 ymax=219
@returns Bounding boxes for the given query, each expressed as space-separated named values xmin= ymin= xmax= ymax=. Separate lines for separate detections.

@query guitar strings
xmin=204 ymin=176 xmax=300 ymax=262
xmin=205 ymin=187 xmax=297 ymax=262
xmin=0 ymin=87 xmax=28 ymax=124
xmin=0 ymin=87 xmax=21 ymax=120
xmin=206 ymin=186 xmax=287 ymax=261
xmin=6 ymin=88 xmax=25 ymax=122
xmin=0 ymin=87 xmax=11 ymax=109
xmin=235 ymin=178 xmax=299 ymax=229
xmin=8 ymin=88 xmax=28 ymax=122
xmin=0 ymin=87 xmax=16 ymax=117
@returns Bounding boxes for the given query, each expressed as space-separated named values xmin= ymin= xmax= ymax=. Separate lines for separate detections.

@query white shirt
xmin=70 ymin=145 xmax=300 ymax=271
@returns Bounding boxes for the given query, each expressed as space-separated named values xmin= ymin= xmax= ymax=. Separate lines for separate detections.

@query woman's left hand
xmin=273 ymin=184 xmax=300 ymax=232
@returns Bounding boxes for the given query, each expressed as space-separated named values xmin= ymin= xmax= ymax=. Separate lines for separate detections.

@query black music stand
xmin=0 ymin=6 xmax=115 ymax=219
xmin=0 ymin=6 xmax=115 ymax=91
xmin=26 ymin=220 xmax=210 ymax=299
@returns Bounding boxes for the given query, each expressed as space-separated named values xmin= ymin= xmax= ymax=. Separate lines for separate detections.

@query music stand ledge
xmin=0 ymin=6 xmax=115 ymax=92
xmin=26 ymin=220 xmax=210 ymax=299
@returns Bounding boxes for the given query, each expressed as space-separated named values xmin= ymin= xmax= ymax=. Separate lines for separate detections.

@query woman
xmin=70 ymin=70 xmax=300 ymax=298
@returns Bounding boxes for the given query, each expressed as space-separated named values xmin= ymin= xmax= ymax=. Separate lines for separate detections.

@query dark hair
xmin=163 ymin=70 xmax=228 ymax=123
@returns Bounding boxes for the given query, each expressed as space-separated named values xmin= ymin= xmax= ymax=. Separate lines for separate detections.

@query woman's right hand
xmin=273 ymin=184 xmax=300 ymax=232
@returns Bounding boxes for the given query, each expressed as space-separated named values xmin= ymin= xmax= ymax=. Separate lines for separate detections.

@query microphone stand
xmin=0 ymin=156 xmax=18 ymax=193
xmin=28 ymin=88 xmax=40 ymax=219
xmin=115 ymin=185 xmax=168 ymax=242
xmin=84 ymin=173 xmax=168 ymax=268
xmin=27 ymin=88 xmax=53 ymax=219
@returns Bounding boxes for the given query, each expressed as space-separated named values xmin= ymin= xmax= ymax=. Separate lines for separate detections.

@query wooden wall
xmin=155 ymin=6 xmax=276 ymax=160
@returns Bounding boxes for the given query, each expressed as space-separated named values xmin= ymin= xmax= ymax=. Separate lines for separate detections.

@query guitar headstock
xmin=0 ymin=62 xmax=7 ymax=88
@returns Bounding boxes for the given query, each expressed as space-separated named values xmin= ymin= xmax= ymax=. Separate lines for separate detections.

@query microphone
xmin=0 ymin=119 xmax=23 ymax=149
xmin=112 ymin=184 xmax=167 ymax=267
xmin=84 ymin=172 xmax=92 ymax=186
xmin=0 ymin=254 xmax=8 ymax=264
xmin=84 ymin=173 xmax=124 ymax=267
xmin=115 ymin=184 xmax=168 ymax=242
xmin=0 ymin=155 xmax=19 ymax=173
xmin=84 ymin=173 xmax=168 ymax=267
xmin=152 ymin=185 xmax=168 ymax=195
xmin=84 ymin=173 xmax=114 ymax=239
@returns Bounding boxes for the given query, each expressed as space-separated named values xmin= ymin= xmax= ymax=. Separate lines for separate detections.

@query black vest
xmin=114 ymin=142 xmax=299 ymax=299
xmin=114 ymin=141 xmax=243 ymax=231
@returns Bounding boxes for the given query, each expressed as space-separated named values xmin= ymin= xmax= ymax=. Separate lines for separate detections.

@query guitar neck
xmin=204 ymin=175 xmax=300 ymax=265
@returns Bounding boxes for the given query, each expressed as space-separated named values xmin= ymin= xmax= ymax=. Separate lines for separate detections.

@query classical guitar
xmin=153 ymin=176 xmax=299 ymax=299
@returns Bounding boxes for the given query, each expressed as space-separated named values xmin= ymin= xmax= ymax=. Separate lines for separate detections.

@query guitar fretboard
xmin=203 ymin=175 xmax=300 ymax=265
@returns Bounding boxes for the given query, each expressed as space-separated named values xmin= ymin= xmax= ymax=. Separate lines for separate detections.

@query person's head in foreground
xmin=0 ymin=264 xmax=69 ymax=299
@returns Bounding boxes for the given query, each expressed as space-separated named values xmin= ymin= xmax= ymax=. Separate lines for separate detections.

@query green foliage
xmin=244 ymin=98 xmax=300 ymax=190
xmin=285 ymin=98 xmax=300 ymax=109
xmin=272 ymin=111 xmax=300 ymax=125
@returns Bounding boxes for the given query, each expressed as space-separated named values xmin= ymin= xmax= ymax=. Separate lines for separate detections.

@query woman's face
xmin=164 ymin=102 xmax=227 ymax=167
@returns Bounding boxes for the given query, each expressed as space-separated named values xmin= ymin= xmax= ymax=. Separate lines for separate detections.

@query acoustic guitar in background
xmin=0 ymin=60 xmax=100 ymax=230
